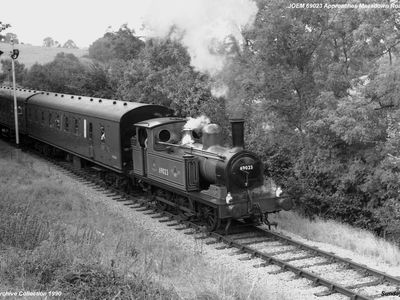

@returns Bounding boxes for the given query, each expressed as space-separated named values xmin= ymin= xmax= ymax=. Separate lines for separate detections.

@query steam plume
xmin=182 ymin=115 xmax=210 ymax=144
xmin=184 ymin=115 xmax=210 ymax=130
xmin=142 ymin=0 xmax=258 ymax=75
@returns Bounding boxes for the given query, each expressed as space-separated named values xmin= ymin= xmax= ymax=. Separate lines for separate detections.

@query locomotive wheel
xmin=155 ymin=199 xmax=168 ymax=211
xmin=244 ymin=216 xmax=261 ymax=225
xmin=155 ymin=190 xmax=170 ymax=212
xmin=203 ymin=207 xmax=220 ymax=231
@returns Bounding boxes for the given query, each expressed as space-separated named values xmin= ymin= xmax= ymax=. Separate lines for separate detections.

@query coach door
xmin=84 ymin=119 xmax=94 ymax=158
xmin=132 ymin=127 xmax=147 ymax=176
xmin=17 ymin=103 xmax=26 ymax=133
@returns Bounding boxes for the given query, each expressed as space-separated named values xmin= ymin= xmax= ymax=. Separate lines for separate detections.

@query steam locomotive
xmin=0 ymin=86 xmax=292 ymax=231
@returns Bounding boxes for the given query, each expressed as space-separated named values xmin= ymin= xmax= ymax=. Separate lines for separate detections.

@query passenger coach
xmin=0 ymin=86 xmax=173 ymax=173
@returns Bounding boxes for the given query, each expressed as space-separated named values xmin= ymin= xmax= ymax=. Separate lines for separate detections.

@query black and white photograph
xmin=0 ymin=0 xmax=400 ymax=299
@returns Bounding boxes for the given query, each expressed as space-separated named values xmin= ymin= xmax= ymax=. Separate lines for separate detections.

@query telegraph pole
xmin=10 ymin=39 xmax=19 ymax=146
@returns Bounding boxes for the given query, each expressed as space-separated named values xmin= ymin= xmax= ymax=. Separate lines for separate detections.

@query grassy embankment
xmin=0 ymin=145 xmax=268 ymax=299
xmin=0 ymin=42 xmax=89 ymax=70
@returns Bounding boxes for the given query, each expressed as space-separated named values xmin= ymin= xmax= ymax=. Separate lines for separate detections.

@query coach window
xmin=41 ymin=111 xmax=45 ymax=125
xmin=100 ymin=125 xmax=106 ymax=142
xmin=17 ymin=106 xmax=22 ymax=115
xmin=74 ymin=118 xmax=79 ymax=135
xmin=28 ymin=108 xmax=32 ymax=120
xmin=55 ymin=114 xmax=60 ymax=130
xmin=48 ymin=112 xmax=53 ymax=127
xmin=64 ymin=116 xmax=69 ymax=132
xmin=88 ymin=122 xmax=93 ymax=140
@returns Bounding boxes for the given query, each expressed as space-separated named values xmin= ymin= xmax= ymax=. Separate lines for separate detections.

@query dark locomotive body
xmin=0 ymin=86 xmax=292 ymax=231
xmin=131 ymin=117 xmax=292 ymax=230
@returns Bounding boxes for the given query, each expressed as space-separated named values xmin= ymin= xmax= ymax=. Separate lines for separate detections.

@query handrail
xmin=156 ymin=141 xmax=226 ymax=161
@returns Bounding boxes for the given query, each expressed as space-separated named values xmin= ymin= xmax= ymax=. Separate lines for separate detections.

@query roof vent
xmin=78 ymin=97 xmax=81 ymax=100
xmin=90 ymin=98 xmax=93 ymax=101
xmin=99 ymin=99 xmax=102 ymax=103
xmin=61 ymin=95 xmax=64 ymax=97
xmin=46 ymin=92 xmax=49 ymax=95
xmin=41 ymin=92 xmax=44 ymax=94
xmin=71 ymin=96 xmax=74 ymax=99
xmin=123 ymin=102 xmax=127 ymax=106
xmin=55 ymin=94 xmax=58 ymax=96
xmin=113 ymin=101 xmax=116 ymax=105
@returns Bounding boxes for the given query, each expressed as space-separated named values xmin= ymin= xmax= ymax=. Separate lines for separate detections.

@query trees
xmin=115 ymin=38 xmax=228 ymax=130
xmin=43 ymin=37 xmax=55 ymax=47
xmin=24 ymin=53 xmax=85 ymax=94
xmin=0 ymin=21 xmax=10 ymax=42
xmin=3 ymin=32 xmax=18 ymax=44
xmin=0 ymin=59 xmax=26 ymax=84
xmin=88 ymin=25 xmax=144 ymax=63
xmin=218 ymin=0 xmax=400 ymax=239
xmin=63 ymin=39 xmax=78 ymax=49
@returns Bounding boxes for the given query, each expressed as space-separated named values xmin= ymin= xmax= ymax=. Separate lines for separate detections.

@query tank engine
xmin=131 ymin=117 xmax=293 ymax=231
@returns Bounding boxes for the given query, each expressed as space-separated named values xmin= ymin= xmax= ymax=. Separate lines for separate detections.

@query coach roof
xmin=26 ymin=91 xmax=171 ymax=122
xmin=0 ymin=86 xmax=40 ymax=102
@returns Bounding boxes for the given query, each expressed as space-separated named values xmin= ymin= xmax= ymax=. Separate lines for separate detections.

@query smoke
xmin=142 ymin=0 xmax=258 ymax=76
xmin=211 ymin=82 xmax=229 ymax=98
xmin=181 ymin=115 xmax=210 ymax=144
xmin=184 ymin=115 xmax=210 ymax=130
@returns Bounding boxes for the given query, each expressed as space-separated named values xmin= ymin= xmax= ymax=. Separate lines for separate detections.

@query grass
xmin=271 ymin=211 xmax=400 ymax=267
xmin=0 ymin=146 xmax=274 ymax=299
xmin=0 ymin=42 xmax=88 ymax=69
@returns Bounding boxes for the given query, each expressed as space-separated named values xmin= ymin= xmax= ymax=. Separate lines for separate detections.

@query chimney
xmin=230 ymin=118 xmax=244 ymax=149
xmin=202 ymin=124 xmax=222 ymax=149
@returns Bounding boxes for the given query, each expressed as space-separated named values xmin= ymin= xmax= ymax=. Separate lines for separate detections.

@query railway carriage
xmin=0 ymin=86 xmax=173 ymax=173
xmin=0 ymin=87 xmax=36 ymax=137
xmin=25 ymin=91 xmax=172 ymax=172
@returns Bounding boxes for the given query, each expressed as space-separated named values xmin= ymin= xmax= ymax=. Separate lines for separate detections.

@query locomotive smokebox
xmin=202 ymin=124 xmax=222 ymax=149
xmin=230 ymin=118 xmax=245 ymax=149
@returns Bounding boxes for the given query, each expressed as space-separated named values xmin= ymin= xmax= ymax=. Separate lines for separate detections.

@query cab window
xmin=138 ymin=128 xmax=147 ymax=148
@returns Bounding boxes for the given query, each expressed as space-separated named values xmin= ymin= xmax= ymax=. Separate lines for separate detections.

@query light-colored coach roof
xmin=0 ymin=86 xmax=40 ymax=102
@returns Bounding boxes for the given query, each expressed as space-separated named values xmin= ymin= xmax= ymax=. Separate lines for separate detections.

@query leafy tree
xmin=88 ymin=24 xmax=144 ymax=62
xmin=63 ymin=39 xmax=78 ymax=49
xmin=0 ymin=21 xmax=11 ymax=42
xmin=24 ymin=53 xmax=85 ymax=94
xmin=219 ymin=0 xmax=400 ymax=239
xmin=4 ymin=32 xmax=18 ymax=44
xmin=43 ymin=37 xmax=55 ymax=47
xmin=79 ymin=62 xmax=116 ymax=98
xmin=0 ymin=59 xmax=26 ymax=84
xmin=116 ymin=38 xmax=228 ymax=130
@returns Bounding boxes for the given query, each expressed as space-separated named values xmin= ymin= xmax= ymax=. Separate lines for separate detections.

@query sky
xmin=0 ymin=0 xmax=258 ymax=76
xmin=0 ymin=0 xmax=152 ymax=48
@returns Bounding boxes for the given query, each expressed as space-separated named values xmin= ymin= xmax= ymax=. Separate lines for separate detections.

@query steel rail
xmin=199 ymin=230 xmax=373 ymax=300
xmin=16 ymin=143 xmax=399 ymax=300
xmin=255 ymin=228 xmax=400 ymax=286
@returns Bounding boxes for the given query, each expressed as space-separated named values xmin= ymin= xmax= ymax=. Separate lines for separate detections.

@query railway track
xmin=11 ymin=144 xmax=400 ymax=300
